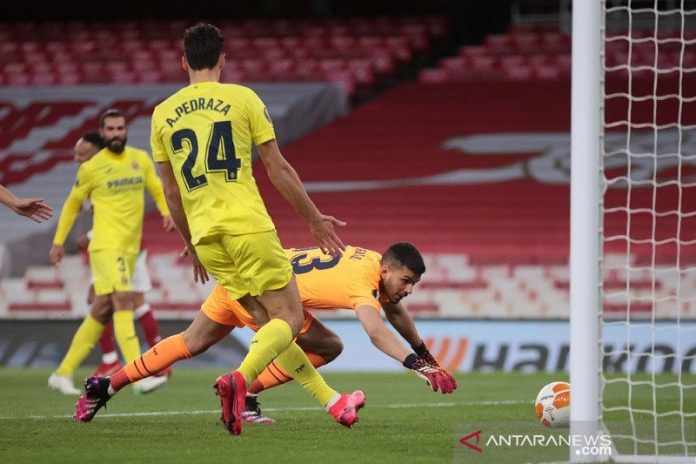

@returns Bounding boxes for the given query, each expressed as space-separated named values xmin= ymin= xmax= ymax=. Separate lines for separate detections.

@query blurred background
xmin=1 ymin=0 xmax=692 ymax=374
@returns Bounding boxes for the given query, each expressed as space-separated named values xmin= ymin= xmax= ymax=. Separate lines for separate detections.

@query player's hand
xmin=76 ymin=234 xmax=90 ymax=251
xmin=162 ymin=215 xmax=176 ymax=232
xmin=308 ymin=214 xmax=346 ymax=257
xmin=12 ymin=197 xmax=52 ymax=223
xmin=49 ymin=244 xmax=64 ymax=266
xmin=411 ymin=358 xmax=458 ymax=394
xmin=185 ymin=245 xmax=208 ymax=284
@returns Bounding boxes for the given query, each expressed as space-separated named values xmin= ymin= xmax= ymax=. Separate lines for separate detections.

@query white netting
xmin=601 ymin=0 xmax=696 ymax=460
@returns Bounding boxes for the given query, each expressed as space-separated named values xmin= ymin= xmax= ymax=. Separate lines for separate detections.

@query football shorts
xmin=194 ymin=230 xmax=292 ymax=300
xmin=89 ymin=250 xmax=137 ymax=296
xmin=90 ymin=250 xmax=151 ymax=293
xmin=201 ymin=283 xmax=314 ymax=334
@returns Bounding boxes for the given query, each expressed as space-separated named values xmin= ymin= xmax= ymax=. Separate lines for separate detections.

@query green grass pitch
xmin=0 ymin=369 xmax=692 ymax=463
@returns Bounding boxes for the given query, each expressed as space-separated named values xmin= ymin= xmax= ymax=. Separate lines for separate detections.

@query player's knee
xmin=285 ymin=314 xmax=304 ymax=336
xmin=111 ymin=292 xmax=134 ymax=310
xmin=324 ymin=335 xmax=343 ymax=362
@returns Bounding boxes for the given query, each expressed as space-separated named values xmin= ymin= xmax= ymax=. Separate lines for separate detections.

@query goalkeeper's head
xmin=380 ymin=243 xmax=425 ymax=304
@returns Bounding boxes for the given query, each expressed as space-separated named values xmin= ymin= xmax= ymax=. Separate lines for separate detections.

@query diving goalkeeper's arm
xmin=355 ymin=305 xmax=457 ymax=394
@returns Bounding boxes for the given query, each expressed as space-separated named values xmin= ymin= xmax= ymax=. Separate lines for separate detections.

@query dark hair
xmin=183 ymin=23 xmax=224 ymax=70
xmin=382 ymin=243 xmax=426 ymax=276
xmin=81 ymin=131 xmax=104 ymax=149
xmin=99 ymin=108 xmax=125 ymax=127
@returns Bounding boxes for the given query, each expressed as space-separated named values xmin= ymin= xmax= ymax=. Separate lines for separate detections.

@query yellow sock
xmin=55 ymin=315 xmax=105 ymax=376
xmin=237 ymin=318 xmax=293 ymax=384
xmin=275 ymin=342 xmax=338 ymax=408
xmin=113 ymin=310 xmax=141 ymax=364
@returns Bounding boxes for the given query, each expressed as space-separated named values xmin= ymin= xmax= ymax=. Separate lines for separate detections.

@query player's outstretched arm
xmin=355 ymin=305 xmax=411 ymax=362
xmin=356 ymin=305 xmax=456 ymax=394
xmin=381 ymin=302 xmax=458 ymax=394
xmin=257 ymin=139 xmax=346 ymax=256
xmin=382 ymin=301 xmax=424 ymax=350
xmin=0 ymin=184 xmax=53 ymax=223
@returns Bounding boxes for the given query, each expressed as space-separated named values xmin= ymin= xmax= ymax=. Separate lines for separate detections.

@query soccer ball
xmin=535 ymin=381 xmax=570 ymax=428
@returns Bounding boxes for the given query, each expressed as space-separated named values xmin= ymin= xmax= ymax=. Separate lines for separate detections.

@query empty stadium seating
xmin=0 ymin=17 xmax=449 ymax=97
xmin=419 ymin=26 xmax=696 ymax=83
xmin=3 ymin=251 xmax=695 ymax=320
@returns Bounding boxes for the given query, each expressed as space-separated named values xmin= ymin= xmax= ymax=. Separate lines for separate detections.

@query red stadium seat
xmin=485 ymin=34 xmax=514 ymax=54
xmin=136 ymin=70 xmax=164 ymax=83
xmin=418 ymin=67 xmax=451 ymax=83
xmin=4 ymin=71 xmax=30 ymax=86
xmin=31 ymin=72 xmax=57 ymax=86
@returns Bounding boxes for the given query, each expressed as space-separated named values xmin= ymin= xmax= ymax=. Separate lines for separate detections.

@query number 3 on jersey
xmin=171 ymin=121 xmax=241 ymax=190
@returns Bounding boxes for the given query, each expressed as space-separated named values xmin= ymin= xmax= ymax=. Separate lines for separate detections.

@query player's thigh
xmin=89 ymin=250 xmax=136 ymax=296
xmin=237 ymin=294 xmax=270 ymax=327
xmin=253 ymin=276 xmax=305 ymax=332
xmin=295 ymin=313 xmax=343 ymax=361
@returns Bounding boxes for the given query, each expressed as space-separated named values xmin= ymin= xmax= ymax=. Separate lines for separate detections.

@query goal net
xmin=595 ymin=0 xmax=696 ymax=462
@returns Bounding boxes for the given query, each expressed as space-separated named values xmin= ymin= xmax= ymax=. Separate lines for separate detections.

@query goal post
xmin=571 ymin=1 xmax=696 ymax=463
xmin=570 ymin=0 xmax=603 ymax=461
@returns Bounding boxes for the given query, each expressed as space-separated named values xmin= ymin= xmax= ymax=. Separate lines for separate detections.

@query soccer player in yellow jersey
xmin=49 ymin=109 xmax=174 ymax=395
xmin=74 ymin=23 xmax=356 ymax=435
xmin=75 ymin=243 xmax=458 ymax=425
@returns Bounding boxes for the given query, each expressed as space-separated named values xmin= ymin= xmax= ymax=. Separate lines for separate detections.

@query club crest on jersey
xmin=131 ymin=161 xmax=140 ymax=170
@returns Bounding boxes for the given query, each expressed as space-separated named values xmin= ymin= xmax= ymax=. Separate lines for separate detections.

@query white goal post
xmin=571 ymin=1 xmax=696 ymax=463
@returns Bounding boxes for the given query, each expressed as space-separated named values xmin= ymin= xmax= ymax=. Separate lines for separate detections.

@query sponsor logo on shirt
xmin=107 ymin=176 xmax=143 ymax=189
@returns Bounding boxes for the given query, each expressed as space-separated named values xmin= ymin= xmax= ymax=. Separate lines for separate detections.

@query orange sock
xmin=111 ymin=333 xmax=191 ymax=392
xmin=248 ymin=351 xmax=327 ymax=394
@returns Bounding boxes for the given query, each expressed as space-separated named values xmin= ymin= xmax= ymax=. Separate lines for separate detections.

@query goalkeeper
xmin=76 ymin=242 xmax=457 ymax=423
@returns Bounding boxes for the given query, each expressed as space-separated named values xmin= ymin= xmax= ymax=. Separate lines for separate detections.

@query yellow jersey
xmin=150 ymin=81 xmax=276 ymax=244
xmin=53 ymin=146 xmax=170 ymax=255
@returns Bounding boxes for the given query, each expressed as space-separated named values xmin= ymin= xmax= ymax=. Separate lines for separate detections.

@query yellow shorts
xmin=194 ymin=230 xmax=293 ymax=300
xmin=201 ymin=283 xmax=314 ymax=334
xmin=89 ymin=250 xmax=137 ymax=296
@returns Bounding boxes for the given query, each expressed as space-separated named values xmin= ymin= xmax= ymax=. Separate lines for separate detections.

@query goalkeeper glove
xmin=403 ymin=354 xmax=458 ymax=394
xmin=413 ymin=341 xmax=440 ymax=367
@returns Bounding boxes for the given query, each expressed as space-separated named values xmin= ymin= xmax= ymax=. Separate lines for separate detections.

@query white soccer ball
xmin=535 ymin=381 xmax=570 ymax=428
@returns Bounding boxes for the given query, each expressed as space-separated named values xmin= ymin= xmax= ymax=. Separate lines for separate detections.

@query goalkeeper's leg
xmin=108 ymin=312 xmax=233 ymax=392
xmin=75 ymin=312 xmax=234 ymax=422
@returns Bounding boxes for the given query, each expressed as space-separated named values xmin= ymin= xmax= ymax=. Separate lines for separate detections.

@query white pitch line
xmin=1 ymin=399 xmax=529 ymax=421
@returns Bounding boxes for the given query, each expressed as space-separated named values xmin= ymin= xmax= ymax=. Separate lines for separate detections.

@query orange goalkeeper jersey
xmin=201 ymin=246 xmax=384 ymax=331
